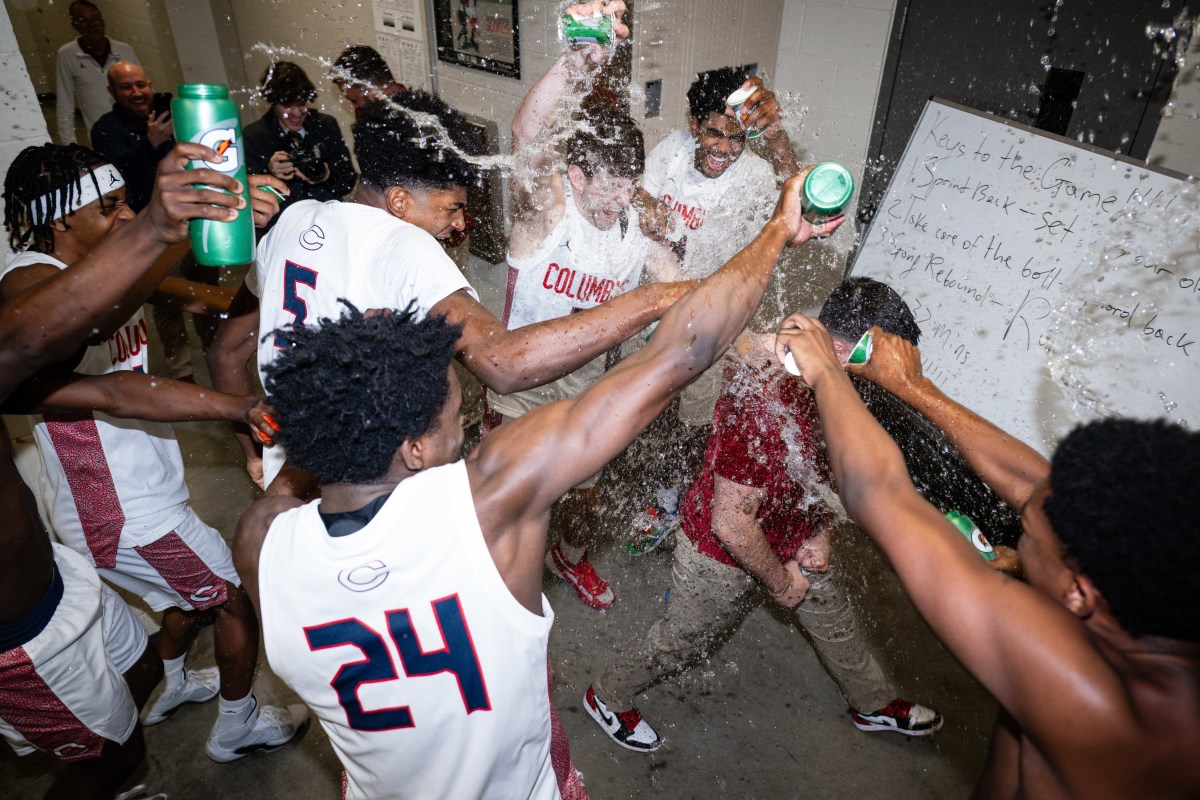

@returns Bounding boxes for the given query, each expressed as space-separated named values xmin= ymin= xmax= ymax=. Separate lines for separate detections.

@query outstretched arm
xmin=0 ymin=143 xmax=245 ymax=398
xmin=776 ymin=315 xmax=1119 ymax=744
xmin=508 ymin=2 xmax=627 ymax=225
xmin=430 ymin=280 xmax=693 ymax=396
xmin=848 ymin=329 xmax=1049 ymax=510
xmin=4 ymin=369 xmax=275 ymax=443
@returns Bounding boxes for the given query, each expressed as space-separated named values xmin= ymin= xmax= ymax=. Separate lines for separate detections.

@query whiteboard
xmin=851 ymin=99 xmax=1199 ymax=455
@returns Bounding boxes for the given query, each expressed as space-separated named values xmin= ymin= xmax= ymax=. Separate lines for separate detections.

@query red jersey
xmin=680 ymin=363 xmax=837 ymax=567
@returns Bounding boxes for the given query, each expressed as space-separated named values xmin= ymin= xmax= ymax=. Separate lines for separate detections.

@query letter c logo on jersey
xmin=195 ymin=127 xmax=241 ymax=173
xmin=300 ymin=224 xmax=325 ymax=251
xmin=338 ymin=560 xmax=389 ymax=593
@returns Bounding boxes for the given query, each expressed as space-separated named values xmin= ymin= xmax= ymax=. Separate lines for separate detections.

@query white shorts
xmin=101 ymin=507 xmax=239 ymax=612
xmin=0 ymin=544 xmax=143 ymax=762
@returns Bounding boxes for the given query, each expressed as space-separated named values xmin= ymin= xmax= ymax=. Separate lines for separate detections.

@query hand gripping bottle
xmin=801 ymin=162 xmax=854 ymax=225
xmin=725 ymin=85 xmax=763 ymax=138
xmin=945 ymin=510 xmax=998 ymax=562
xmin=561 ymin=13 xmax=614 ymax=45
xmin=782 ymin=331 xmax=870 ymax=377
xmin=172 ymin=84 xmax=254 ymax=266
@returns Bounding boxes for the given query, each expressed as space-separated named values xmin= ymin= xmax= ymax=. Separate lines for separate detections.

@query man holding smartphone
xmin=90 ymin=61 xmax=174 ymax=213
xmin=92 ymin=60 xmax=222 ymax=383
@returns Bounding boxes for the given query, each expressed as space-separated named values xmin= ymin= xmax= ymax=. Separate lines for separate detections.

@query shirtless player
xmin=779 ymin=316 xmax=1200 ymax=798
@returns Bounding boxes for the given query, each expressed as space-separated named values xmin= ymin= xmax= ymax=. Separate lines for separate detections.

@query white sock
xmin=162 ymin=655 xmax=186 ymax=694
xmin=558 ymin=541 xmax=586 ymax=564
xmin=215 ymin=691 xmax=256 ymax=731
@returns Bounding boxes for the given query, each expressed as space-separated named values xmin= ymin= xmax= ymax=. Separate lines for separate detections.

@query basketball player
xmin=1 ymin=144 xmax=305 ymax=767
xmin=495 ymin=4 xmax=684 ymax=608
xmin=0 ymin=140 xmax=242 ymax=798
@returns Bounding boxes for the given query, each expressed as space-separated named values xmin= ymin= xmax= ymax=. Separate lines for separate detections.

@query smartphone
xmin=152 ymin=92 xmax=173 ymax=117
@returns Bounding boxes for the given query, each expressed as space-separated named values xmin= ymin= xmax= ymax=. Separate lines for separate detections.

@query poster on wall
xmin=432 ymin=0 xmax=520 ymax=79
xmin=374 ymin=0 xmax=424 ymax=40
xmin=373 ymin=0 xmax=431 ymax=91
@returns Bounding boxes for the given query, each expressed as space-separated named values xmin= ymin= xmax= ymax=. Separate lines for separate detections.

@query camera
xmin=152 ymin=92 xmax=173 ymax=117
xmin=286 ymin=132 xmax=326 ymax=182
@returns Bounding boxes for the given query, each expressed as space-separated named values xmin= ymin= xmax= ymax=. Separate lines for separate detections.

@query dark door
xmin=859 ymin=0 xmax=1194 ymax=223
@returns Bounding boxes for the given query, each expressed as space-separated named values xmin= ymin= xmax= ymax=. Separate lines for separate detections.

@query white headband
xmin=33 ymin=164 xmax=126 ymax=222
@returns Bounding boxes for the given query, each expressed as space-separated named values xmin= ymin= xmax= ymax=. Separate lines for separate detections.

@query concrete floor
xmin=1 ymin=253 xmax=1000 ymax=799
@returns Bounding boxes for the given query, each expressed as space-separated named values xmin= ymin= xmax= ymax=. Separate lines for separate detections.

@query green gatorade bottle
xmin=561 ymin=13 xmax=614 ymax=45
xmin=172 ymin=84 xmax=254 ymax=266
xmin=945 ymin=510 xmax=998 ymax=561
xmin=801 ymin=162 xmax=854 ymax=224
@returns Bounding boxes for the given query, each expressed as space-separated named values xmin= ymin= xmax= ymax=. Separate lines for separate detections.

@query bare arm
xmin=4 ymin=369 xmax=275 ymax=443
xmin=850 ymin=329 xmax=1049 ymax=510
xmin=508 ymin=1 xmax=626 ymax=224
xmin=233 ymin=496 xmax=304 ymax=614
xmin=711 ymin=475 xmax=809 ymax=607
xmin=0 ymin=143 xmax=245 ymax=398
xmin=734 ymin=77 xmax=800 ymax=180
xmin=734 ymin=76 xmax=801 ymax=179
xmin=151 ymin=275 xmax=236 ymax=317
xmin=208 ymin=282 xmax=265 ymax=485
xmin=777 ymin=315 xmax=1123 ymax=743
xmin=430 ymin=280 xmax=693 ymax=395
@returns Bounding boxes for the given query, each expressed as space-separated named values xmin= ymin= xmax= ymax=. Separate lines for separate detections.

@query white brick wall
xmin=773 ymin=0 xmax=896 ymax=175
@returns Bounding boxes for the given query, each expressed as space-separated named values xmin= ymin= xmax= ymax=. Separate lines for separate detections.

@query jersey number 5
xmin=274 ymin=261 xmax=319 ymax=348
xmin=304 ymin=595 xmax=491 ymax=731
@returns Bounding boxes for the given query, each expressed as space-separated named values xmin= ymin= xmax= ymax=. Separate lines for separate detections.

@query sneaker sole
xmin=206 ymin=717 xmax=310 ymax=763
xmin=583 ymin=694 xmax=661 ymax=753
xmin=852 ymin=717 xmax=944 ymax=737
xmin=545 ymin=552 xmax=615 ymax=610
xmin=144 ymin=673 xmax=221 ymax=726
xmin=144 ymin=694 xmax=217 ymax=727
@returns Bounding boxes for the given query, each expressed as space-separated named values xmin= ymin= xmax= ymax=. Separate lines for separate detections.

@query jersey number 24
xmin=304 ymin=595 xmax=491 ymax=731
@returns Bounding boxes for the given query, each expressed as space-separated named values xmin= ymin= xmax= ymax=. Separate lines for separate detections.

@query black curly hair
xmin=353 ymin=90 xmax=484 ymax=192
xmin=818 ymin=277 xmax=921 ymax=346
xmin=1043 ymin=418 xmax=1200 ymax=642
xmin=4 ymin=143 xmax=111 ymax=253
xmin=332 ymin=45 xmax=395 ymax=87
xmin=687 ymin=66 xmax=751 ymax=122
xmin=264 ymin=302 xmax=463 ymax=485
xmin=564 ymin=107 xmax=644 ymax=180
xmin=258 ymin=61 xmax=317 ymax=106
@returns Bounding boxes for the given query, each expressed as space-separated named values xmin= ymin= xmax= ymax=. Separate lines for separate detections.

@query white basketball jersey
xmin=488 ymin=179 xmax=648 ymax=417
xmin=642 ymin=130 xmax=776 ymax=278
xmin=258 ymin=461 xmax=559 ymax=800
xmin=251 ymin=200 xmax=476 ymax=486
xmin=0 ymin=253 xmax=189 ymax=567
